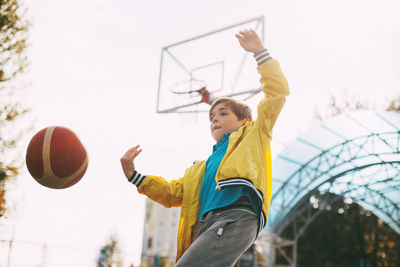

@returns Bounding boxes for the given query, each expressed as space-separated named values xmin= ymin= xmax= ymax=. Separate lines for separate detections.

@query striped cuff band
xmin=253 ymin=48 xmax=271 ymax=65
xmin=128 ymin=170 xmax=146 ymax=187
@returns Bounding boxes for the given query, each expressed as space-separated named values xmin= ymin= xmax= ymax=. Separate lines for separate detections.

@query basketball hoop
xmin=168 ymin=79 xmax=215 ymax=105
xmin=157 ymin=16 xmax=265 ymax=114
xmin=169 ymin=79 xmax=207 ymax=94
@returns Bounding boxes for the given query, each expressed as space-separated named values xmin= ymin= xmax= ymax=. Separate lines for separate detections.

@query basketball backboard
xmin=157 ymin=16 xmax=265 ymax=113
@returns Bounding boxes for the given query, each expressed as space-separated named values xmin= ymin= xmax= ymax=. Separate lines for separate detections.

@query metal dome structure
xmin=258 ymin=110 xmax=400 ymax=266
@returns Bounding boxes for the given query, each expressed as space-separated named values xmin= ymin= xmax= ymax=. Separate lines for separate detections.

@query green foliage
xmin=0 ymin=0 xmax=30 ymax=217
xmin=0 ymin=0 xmax=29 ymax=83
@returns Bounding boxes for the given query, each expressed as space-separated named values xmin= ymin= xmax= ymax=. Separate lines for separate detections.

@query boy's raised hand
xmin=120 ymin=145 xmax=142 ymax=179
xmin=235 ymin=29 xmax=265 ymax=54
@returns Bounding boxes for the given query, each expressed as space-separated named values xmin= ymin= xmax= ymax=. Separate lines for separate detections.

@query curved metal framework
xmin=260 ymin=110 xmax=400 ymax=266
xmin=271 ymin=132 xmax=400 ymax=234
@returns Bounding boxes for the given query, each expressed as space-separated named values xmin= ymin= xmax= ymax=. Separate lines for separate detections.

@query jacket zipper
xmin=247 ymin=146 xmax=256 ymax=172
xmin=180 ymin=168 xmax=191 ymax=257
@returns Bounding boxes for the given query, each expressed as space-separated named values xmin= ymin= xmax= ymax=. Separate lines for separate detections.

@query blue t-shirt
xmin=199 ymin=132 xmax=260 ymax=219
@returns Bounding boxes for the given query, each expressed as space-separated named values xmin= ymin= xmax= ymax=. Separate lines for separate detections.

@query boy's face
xmin=209 ymin=102 xmax=247 ymax=142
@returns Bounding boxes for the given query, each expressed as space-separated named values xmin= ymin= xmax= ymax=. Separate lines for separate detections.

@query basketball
xmin=26 ymin=126 xmax=89 ymax=189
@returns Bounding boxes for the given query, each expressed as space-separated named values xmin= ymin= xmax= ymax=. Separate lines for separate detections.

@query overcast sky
xmin=1 ymin=0 xmax=399 ymax=266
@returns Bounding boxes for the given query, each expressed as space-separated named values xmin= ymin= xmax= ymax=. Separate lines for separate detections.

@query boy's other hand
xmin=235 ymin=29 xmax=265 ymax=54
xmin=120 ymin=145 xmax=142 ymax=179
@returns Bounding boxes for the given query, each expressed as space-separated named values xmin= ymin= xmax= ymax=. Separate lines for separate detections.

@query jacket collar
xmin=213 ymin=132 xmax=231 ymax=152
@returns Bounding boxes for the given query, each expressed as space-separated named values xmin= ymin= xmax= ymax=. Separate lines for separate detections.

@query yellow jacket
xmin=136 ymin=58 xmax=289 ymax=261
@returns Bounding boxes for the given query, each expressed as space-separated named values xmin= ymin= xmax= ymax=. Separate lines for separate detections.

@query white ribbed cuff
xmin=253 ymin=49 xmax=271 ymax=65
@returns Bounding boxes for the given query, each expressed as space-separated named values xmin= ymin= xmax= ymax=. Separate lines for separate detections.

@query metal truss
xmin=274 ymin=161 xmax=400 ymax=236
xmin=265 ymin=128 xmax=400 ymax=267
xmin=270 ymin=131 xmax=400 ymax=232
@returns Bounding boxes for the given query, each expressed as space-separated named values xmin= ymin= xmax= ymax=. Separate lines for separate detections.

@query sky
xmin=1 ymin=0 xmax=400 ymax=266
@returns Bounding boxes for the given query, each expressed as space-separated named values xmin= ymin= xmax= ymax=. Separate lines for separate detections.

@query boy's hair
xmin=209 ymin=97 xmax=252 ymax=121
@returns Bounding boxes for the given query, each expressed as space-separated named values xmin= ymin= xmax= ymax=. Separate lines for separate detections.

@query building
xmin=141 ymin=198 xmax=180 ymax=267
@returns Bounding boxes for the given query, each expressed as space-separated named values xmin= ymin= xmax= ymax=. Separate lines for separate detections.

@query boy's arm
xmin=133 ymin=173 xmax=183 ymax=208
xmin=236 ymin=30 xmax=290 ymax=141
xmin=120 ymin=146 xmax=183 ymax=208
xmin=255 ymin=56 xmax=290 ymax=141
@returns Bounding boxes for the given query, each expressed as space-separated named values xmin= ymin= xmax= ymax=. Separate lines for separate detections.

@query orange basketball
xmin=26 ymin=126 xmax=89 ymax=189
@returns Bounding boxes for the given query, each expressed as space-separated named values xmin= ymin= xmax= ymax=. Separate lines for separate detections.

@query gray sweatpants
xmin=175 ymin=207 xmax=258 ymax=267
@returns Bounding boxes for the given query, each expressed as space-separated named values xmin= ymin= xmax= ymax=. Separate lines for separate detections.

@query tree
xmin=0 ymin=0 xmax=30 ymax=217
xmin=387 ymin=97 xmax=400 ymax=112
xmin=314 ymin=92 xmax=400 ymax=122
xmin=97 ymin=235 xmax=123 ymax=267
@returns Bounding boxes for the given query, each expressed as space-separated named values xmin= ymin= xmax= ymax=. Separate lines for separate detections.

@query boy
xmin=120 ymin=29 xmax=290 ymax=266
